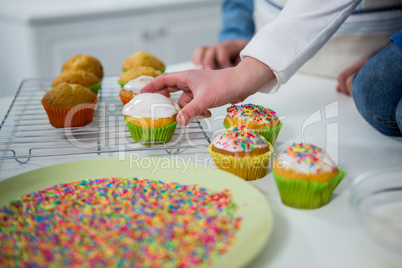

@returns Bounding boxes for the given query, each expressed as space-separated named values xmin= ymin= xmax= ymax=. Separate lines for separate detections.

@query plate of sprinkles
xmin=0 ymin=157 xmax=273 ymax=268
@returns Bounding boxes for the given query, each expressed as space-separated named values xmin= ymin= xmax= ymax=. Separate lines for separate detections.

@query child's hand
xmin=141 ymin=57 xmax=275 ymax=126
xmin=192 ymin=39 xmax=249 ymax=70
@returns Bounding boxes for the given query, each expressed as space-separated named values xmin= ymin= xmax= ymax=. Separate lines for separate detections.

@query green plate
xmin=0 ymin=157 xmax=273 ymax=268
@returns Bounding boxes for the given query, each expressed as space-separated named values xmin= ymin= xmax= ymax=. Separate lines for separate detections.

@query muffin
xmin=123 ymin=93 xmax=179 ymax=144
xmin=41 ymin=82 xmax=97 ymax=128
xmin=223 ymin=104 xmax=282 ymax=145
xmin=119 ymin=75 xmax=154 ymax=105
xmin=272 ymin=142 xmax=347 ymax=209
xmin=51 ymin=69 xmax=101 ymax=95
xmin=122 ymin=51 xmax=166 ymax=73
xmin=62 ymin=54 xmax=103 ymax=79
xmin=118 ymin=66 xmax=161 ymax=88
xmin=208 ymin=126 xmax=274 ymax=181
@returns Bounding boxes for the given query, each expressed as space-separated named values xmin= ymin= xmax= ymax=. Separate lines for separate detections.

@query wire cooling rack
xmin=0 ymin=77 xmax=211 ymax=164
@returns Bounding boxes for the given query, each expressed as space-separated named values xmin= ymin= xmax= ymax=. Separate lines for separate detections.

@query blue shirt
xmin=219 ymin=0 xmax=254 ymax=42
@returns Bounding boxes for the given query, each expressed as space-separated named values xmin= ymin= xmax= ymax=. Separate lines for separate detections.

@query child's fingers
xmin=201 ymin=110 xmax=212 ymax=118
xmin=336 ymin=58 xmax=369 ymax=95
xmin=141 ymin=72 xmax=188 ymax=94
xmin=202 ymin=47 xmax=217 ymax=70
xmin=177 ymin=95 xmax=211 ymax=126
xmin=192 ymin=46 xmax=206 ymax=68
xmin=345 ymin=74 xmax=354 ymax=96
xmin=216 ymin=44 xmax=232 ymax=69
xmin=177 ymin=92 xmax=194 ymax=108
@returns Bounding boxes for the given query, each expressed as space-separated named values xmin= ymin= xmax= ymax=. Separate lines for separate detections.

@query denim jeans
xmin=352 ymin=40 xmax=402 ymax=136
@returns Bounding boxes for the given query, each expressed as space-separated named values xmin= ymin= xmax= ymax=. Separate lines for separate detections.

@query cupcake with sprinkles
xmin=208 ymin=126 xmax=274 ymax=181
xmin=223 ymin=104 xmax=282 ymax=146
xmin=273 ymin=142 xmax=347 ymax=209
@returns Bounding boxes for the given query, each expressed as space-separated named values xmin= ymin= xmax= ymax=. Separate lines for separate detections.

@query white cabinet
xmin=137 ymin=8 xmax=222 ymax=67
xmin=0 ymin=0 xmax=221 ymax=97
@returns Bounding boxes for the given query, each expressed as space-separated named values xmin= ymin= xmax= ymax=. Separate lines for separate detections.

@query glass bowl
xmin=350 ymin=167 xmax=402 ymax=262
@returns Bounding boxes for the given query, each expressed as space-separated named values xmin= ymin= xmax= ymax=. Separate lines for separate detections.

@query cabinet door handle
xmin=142 ymin=28 xmax=167 ymax=41
xmin=158 ymin=28 xmax=167 ymax=37
xmin=142 ymin=30 xmax=153 ymax=41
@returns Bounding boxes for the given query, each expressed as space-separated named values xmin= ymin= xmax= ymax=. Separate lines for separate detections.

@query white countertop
xmin=0 ymin=62 xmax=401 ymax=268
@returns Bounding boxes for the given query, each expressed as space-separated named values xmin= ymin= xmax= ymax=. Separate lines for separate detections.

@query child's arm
xmin=141 ymin=57 xmax=275 ymax=126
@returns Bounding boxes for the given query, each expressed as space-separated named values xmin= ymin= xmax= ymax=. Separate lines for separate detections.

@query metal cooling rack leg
xmin=165 ymin=140 xmax=182 ymax=155
xmin=196 ymin=119 xmax=211 ymax=144
xmin=0 ymin=149 xmax=31 ymax=164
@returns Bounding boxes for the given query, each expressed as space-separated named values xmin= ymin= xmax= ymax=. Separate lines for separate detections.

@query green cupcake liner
xmin=125 ymin=119 xmax=177 ymax=145
xmin=122 ymin=67 xmax=165 ymax=73
xmin=272 ymin=168 xmax=347 ymax=209
xmin=86 ymin=80 xmax=102 ymax=95
xmin=118 ymin=80 xmax=126 ymax=88
xmin=223 ymin=122 xmax=282 ymax=146
xmin=50 ymin=81 xmax=101 ymax=95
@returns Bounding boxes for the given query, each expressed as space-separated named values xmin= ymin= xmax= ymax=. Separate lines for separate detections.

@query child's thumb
xmin=177 ymin=100 xmax=203 ymax=126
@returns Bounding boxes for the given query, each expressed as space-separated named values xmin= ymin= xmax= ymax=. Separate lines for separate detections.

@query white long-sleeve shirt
xmin=240 ymin=0 xmax=362 ymax=92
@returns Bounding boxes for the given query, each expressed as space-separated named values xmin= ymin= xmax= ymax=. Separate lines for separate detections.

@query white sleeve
xmin=240 ymin=0 xmax=362 ymax=93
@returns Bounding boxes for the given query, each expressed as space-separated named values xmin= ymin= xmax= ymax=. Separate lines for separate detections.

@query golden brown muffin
xmin=122 ymin=51 xmax=165 ymax=72
xmin=118 ymin=66 xmax=161 ymax=88
xmin=62 ymin=54 xmax=103 ymax=79
xmin=52 ymin=70 xmax=99 ymax=88
xmin=41 ymin=82 xmax=97 ymax=128
xmin=124 ymin=114 xmax=177 ymax=129
xmin=42 ymin=82 xmax=96 ymax=109
xmin=119 ymin=88 xmax=135 ymax=100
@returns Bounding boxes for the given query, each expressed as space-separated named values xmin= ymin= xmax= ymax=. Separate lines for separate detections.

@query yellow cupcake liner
xmin=208 ymin=143 xmax=274 ymax=181
xmin=125 ymin=119 xmax=177 ymax=145
xmin=272 ymin=168 xmax=347 ymax=209
xmin=223 ymin=122 xmax=282 ymax=146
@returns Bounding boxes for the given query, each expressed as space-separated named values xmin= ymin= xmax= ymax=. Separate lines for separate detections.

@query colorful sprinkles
xmin=0 ymin=177 xmax=242 ymax=267
xmin=216 ymin=126 xmax=267 ymax=152
xmin=227 ymin=104 xmax=278 ymax=124
xmin=284 ymin=143 xmax=329 ymax=170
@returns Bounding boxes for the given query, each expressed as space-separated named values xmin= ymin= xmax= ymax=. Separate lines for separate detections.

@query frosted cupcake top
xmin=123 ymin=75 xmax=154 ymax=93
xmin=122 ymin=93 xmax=180 ymax=119
xmin=227 ymin=104 xmax=278 ymax=125
xmin=213 ymin=126 xmax=269 ymax=153
xmin=276 ymin=143 xmax=336 ymax=174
